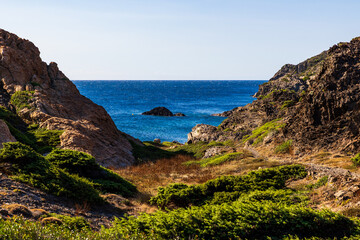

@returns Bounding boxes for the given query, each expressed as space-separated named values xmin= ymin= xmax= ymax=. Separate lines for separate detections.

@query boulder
xmin=0 ymin=120 xmax=16 ymax=147
xmin=174 ymin=113 xmax=186 ymax=117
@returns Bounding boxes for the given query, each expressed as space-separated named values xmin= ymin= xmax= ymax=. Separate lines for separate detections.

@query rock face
xmin=0 ymin=29 xmax=137 ymax=167
xmin=142 ymin=107 xmax=185 ymax=117
xmin=0 ymin=120 xmax=16 ymax=146
xmin=188 ymin=37 xmax=360 ymax=154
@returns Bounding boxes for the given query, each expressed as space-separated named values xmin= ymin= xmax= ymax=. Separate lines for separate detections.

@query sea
xmin=72 ymin=80 xmax=266 ymax=143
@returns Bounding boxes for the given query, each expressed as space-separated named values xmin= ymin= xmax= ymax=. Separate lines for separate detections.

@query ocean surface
xmin=73 ymin=80 xmax=266 ymax=143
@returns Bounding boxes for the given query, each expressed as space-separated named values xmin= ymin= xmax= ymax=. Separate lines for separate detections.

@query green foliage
xmin=275 ymin=140 xmax=293 ymax=154
xmin=0 ymin=142 xmax=136 ymax=203
xmin=186 ymin=152 xmax=247 ymax=167
xmin=108 ymin=201 xmax=354 ymax=240
xmin=150 ymin=164 xmax=307 ymax=209
xmin=46 ymin=149 xmax=137 ymax=197
xmin=281 ymin=100 xmax=295 ymax=109
xmin=10 ymin=91 xmax=34 ymax=111
xmin=351 ymin=153 xmax=360 ymax=167
xmin=243 ymin=118 xmax=285 ymax=145
xmin=306 ymin=176 xmax=328 ymax=190
xmin=48 ymin=214 xmax=90 ymax=230
xmin=130 ymin=140 xmax=175 ymax=163
xmin=29 ymin=128 xmax=64 ymax=153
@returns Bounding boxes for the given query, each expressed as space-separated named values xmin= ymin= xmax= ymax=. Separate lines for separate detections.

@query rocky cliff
xmin=188 ymin=37 xmax=360 ymax=155
xmin=0 ymin=29 xmax=136 ymax=167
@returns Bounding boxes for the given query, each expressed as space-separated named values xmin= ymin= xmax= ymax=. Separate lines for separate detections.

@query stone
xmin=0 ymin=29 xmax=139 ymax=168
xmin=142 ymin=107 xmax=174 ymax=116
xmin=174 ymin=113 xmax=186 ymax=117
xmin=0 ymin=120 xmax=16 ymax=147
xmin=154 ymin=138 xmax=161 ymax=144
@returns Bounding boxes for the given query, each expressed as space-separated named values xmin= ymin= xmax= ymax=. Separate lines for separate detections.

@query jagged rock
xmin=142 ymin=107 xmax=173 ymax=116
xmin=191 ymin=37 xmax=360 ymax=154
xmin=0 ymin=120 xmax=16 ymax=146
xmin=0 ymin=29 xmax=138 ymax=167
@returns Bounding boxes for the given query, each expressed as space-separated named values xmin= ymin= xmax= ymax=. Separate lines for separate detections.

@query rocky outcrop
xmin=0 ymin=29 xmax=137 ymax=167
xmin=188 ymin=37 xmax=360 ymax=154
xmin=142 ymin=107 xmax=185 ymax=117
xmin=0 ymin=120 xmax=16 ymax=146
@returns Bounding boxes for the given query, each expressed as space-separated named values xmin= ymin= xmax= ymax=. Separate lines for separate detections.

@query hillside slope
xmin=189 ymin=37 xmax=360 ymax=155
xmin=0 ymin=29 xmax=137 ymax=167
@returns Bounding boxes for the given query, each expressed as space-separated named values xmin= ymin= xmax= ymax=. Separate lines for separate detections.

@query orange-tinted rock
xmin=0 ymin=29 xmax=137 ymax=167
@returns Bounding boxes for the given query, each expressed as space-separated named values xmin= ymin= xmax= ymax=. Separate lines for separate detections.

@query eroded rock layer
xmin=0 ymin=29 xmax=136 ymax=167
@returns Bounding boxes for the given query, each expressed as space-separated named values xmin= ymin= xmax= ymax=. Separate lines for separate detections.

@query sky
xmin=1 ymin=0 xmax=360 ymax=80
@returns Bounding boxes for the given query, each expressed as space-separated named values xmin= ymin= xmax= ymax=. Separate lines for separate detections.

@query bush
xmin=46 ymin=149 xmax=137 ymax=197
xmin=10 ymin=91 xmax=34 ymax=111
xmin=275 ymin=140 xmax=293 ymax=154
xmin=352 ymin=153 xmax=360 ymax=166
xmin=150 ymin=164 xmax=307 ymax=208
xmin=108 ymin=201 xmax=355 ymax=240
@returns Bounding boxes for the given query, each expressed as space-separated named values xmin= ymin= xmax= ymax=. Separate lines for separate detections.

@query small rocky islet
xmin=2 ymin=29 xmax=360 ymax=239
xmin=142 ymin=106 xmax=185 ymax=116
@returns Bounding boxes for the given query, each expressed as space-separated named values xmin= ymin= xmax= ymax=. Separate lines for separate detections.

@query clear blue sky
xmin=2 ymin=0 xmax=360 ymax=80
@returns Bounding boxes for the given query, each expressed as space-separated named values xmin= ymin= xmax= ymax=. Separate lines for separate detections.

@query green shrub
xmin=29 ymin=128 xmax=63 ymax=153
xmin=243 ymin=119 xmax=285 ymax=145
xmin=0 ymin=142 xmax=102 ymax=204
xmin=130 ymin=140 xmax=175 ymax=163
xmin=275 ymin=140 xmax=293 ymax=154
xmin=170 ymin=141 xmax=235 ymax=159
xmin=186 ymin=152 xmax=247 ymax=167
xmin=352 ymin=153 xmax=360 ymax=166
xmin=46 ymin=149 xmax=137 ymax=197
xmin=109 ymin=201 xmax=355 ymax=240
xmin=306 ymin=176 xmax=328 ymax=190
xmin=150 ymin=164 xmax=307 ymax=208
xmin=10 ymin=91 xmax=34 ymax=111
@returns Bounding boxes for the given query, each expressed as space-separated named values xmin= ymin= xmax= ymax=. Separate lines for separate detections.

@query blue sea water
xmin=72 ymin=80 xmax=266 ymax=143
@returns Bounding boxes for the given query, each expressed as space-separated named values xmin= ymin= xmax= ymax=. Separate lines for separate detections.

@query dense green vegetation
xmin=0 ymin=142 xmax=136 ymax=203
xmin=1 ymin=164 xmax=360 ymax=239
xmin=149 ymin=164 xmax=307 ymax=208
xmin=10 ymin=90 xmax=34 ymax=111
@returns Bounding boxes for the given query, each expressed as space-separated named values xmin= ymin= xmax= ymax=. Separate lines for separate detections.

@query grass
xmin=243 ymin=118 xmax=285 ymax=145
xmin=352 ymin=153 xmax=360 ymax=166
xmin=185 ymin=152 xmax=252 ymax=167
xmin=281 ymin=100 xmax=295 ymax=109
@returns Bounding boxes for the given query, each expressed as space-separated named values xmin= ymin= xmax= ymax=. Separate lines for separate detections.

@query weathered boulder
xmin=0 ymin=29 xmax=137 ymax=167
xmin=0 ymin=120 xmax=16 ymax=146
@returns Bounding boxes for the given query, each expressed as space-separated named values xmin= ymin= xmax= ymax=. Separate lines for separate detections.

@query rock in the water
xmin=174 ymin=113 xmax=186 ymax=117
xmin=142 ymin=107 xmax=173 ymax=116
xmin=0 ymin=120 xmax=16 ymax=147
xmin=0 ymin=29 xmax=138 ymax=167
xmin=154 ymin=138 xmax=161 ymax=144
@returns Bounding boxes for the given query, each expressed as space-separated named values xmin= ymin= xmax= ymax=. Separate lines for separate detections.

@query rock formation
xmin=142 ymin=107 xmax=185 ymax=117
xmin=0 ymin=29 xmax=138 ymax=167
xmin=0 ymin=120 xmax=16 ymax=147
xmin=188 ymin=37 xmax=360 ymax=154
